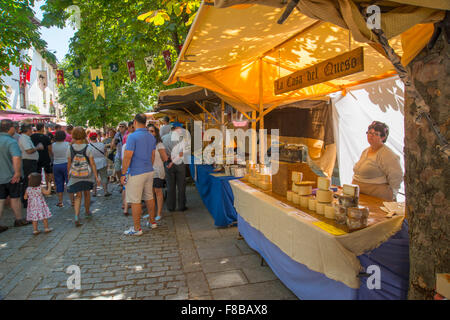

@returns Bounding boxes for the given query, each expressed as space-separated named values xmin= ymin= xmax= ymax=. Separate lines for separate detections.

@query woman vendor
xmin=352 ymin=121 xmax=403 ymax=201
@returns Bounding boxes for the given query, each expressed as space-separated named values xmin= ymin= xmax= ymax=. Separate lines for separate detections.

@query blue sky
xmin=33 ymin=1 xmax=75 ymax=63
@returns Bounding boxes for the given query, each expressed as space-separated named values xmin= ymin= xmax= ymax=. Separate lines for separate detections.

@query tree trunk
xmin=405 ymin=29 xmax=450 ymax=299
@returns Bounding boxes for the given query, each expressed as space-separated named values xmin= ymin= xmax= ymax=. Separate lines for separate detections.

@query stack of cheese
xmin=315 ymin=177 xmax=335 ymax=217
xmin=288 ymin=171 xmax=317 ymax=207
xmin=247 ymin=168 xmax=272 ymax=191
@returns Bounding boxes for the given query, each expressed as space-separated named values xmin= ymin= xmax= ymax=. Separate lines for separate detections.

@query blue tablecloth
xmin=189 ymin=163 xmax=239 ymax=227
xmin=238 ymin=214 xmax=410 ymax=300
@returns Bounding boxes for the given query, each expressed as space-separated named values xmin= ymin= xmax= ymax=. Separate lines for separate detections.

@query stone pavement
xmin=0 ymin=182 xmax=298 ymax=300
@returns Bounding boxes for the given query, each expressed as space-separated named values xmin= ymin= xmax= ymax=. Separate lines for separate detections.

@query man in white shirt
xmin=163 ymin=123 xmax=190 ymax=212
xmin=18 ymin=123 xmax=43 ymax=207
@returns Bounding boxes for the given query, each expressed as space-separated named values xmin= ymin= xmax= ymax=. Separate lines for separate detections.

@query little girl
xmin=24 ymin=172 xmax=53 ymax=235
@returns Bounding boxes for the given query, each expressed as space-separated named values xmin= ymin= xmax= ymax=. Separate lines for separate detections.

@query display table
xmin=189 ymin=162 xmax=240 ymax=227
xmin=230 ymin=179 xmax=409 ymax=300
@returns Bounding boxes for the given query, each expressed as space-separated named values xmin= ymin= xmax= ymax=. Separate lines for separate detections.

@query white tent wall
xmin=331 ymin=76 xmax=405 ymax=202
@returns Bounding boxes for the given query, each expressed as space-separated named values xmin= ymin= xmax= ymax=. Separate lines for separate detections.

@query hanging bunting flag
xmin=25 ymin=64 xmax=32 ymax=81
xmin=90 ymin=67 xmax=105 ymax=100
xmin=73 ymin=69 xmax=81 ymax=78
xmin=144 ymin=56 xmax=155 ymax=72
xmin=19 ymin=67 xmax=27 ymax=88
xmin=162 ymin=50 xmax=172 ymax=72
xmin=37 ymin=71 xmax=48 ymax=92
xmin=109 ymin=63 xmax=119 ymax=73
xmin=56 ymin=69 xmax=65 ymax=86
xmin=127 ymin=60 xmax=137 ymax=82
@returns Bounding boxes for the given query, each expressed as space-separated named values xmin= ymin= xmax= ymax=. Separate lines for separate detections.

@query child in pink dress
xmin=24 ymin=173 xmax=53 ymax=235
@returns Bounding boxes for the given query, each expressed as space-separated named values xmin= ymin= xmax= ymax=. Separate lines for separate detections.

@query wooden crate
xmin=271 ymin=160 xmax=319 ymax=196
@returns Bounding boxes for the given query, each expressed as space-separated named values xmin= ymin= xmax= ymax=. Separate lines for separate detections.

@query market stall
xmin=161 ymin=1 xmax=423 ymax=299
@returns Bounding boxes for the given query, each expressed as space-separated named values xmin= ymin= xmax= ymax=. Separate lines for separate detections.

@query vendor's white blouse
xmin=353 ymin=145 xmax=403 ymax=197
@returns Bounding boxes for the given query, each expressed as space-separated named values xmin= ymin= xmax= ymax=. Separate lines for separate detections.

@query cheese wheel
xmin=324 ymin=205 xmax=335 ymax=219
xmin=292 ymin=193 xmax=301 ymax=204
xmin=343 ymin=184 xmax=360 ymax=197
xmin=316 ymin=189 xmax=333 ymax=203
xmin=308 ymin=198 xmax=317 ymax=211
xmin=300 ymin=195 xmax=310 ymax=207
xmin=287 ymin=191 xmax=293 ymax=202
xmin=297 ymin=185 xmax=312 ymax=196
xmin=292 ymin=182 xmax=298 ymax=193
xmin=317 ymin=177 xmax=331 ymax=190
xmin=316 ymin=202 xmax=326 ymax=215
xmin=259 ymin=174 xmax=271 ymax=183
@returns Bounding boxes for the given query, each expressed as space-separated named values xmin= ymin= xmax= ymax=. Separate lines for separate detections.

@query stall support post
xmin=258 ymin=57 xmax=265 ymax=168
xmin=251 ymin=111 xmax=257 ymax=165
xmin=221 ymin=99 xmax=226 ymax=162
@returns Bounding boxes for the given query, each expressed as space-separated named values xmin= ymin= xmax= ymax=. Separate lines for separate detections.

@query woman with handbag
xmin=88 ymin=132 xmax=111 ymax=197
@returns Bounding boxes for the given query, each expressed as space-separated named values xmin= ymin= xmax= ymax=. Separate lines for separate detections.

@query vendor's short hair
xmin=72 ymin=126 xmax=87 ymax=140
xmin=163 ymin=116 xmax=170 ymax=123
xmin=55 ymin=130 xmax=66 ymax=142
xmin=368 ymin=121 xmax=389 ymax=143
xmin=134 ymin=113 xmax=147 ymax=125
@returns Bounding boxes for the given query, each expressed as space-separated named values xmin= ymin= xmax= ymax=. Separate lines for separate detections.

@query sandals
xmin=56 ymin=203 xmax=64 ymax=208
xmin=33 ymin=230 xmax=41 ymax=235
xmin=44 ymin=228 xmax=53 ymax=233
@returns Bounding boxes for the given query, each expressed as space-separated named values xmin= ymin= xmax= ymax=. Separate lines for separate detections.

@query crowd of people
xmin=0 ymin=114 xmax=189 ymax=236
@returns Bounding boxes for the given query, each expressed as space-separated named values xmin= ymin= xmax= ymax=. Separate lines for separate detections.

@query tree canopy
xmin=39 ymin=0 xmax=201 ymax=127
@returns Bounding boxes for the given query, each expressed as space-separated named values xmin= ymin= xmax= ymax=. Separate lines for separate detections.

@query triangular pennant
xmin=144 ymin=56 xmax=155 ymax=72
xmin=162 ymin=50 xmax=172 ymax=72
xmin=109 ymin=63 xmax=119 ymax=73
xmin=127 ymin=60 xmax=137 ymax=81
xmin=90 ymin=67 xmax=105 ymax=100
xmin=73 ymin=69 xmax=81 ymax=78
xmin=57 ymin=70 xmax=65 ymax=86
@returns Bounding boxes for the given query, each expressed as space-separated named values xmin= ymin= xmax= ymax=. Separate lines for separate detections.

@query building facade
xmin=2 ymin=47 xmax=64 ymax=122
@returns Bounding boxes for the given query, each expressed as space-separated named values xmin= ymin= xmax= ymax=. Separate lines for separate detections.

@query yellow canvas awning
xmin=165 ymin=1 xmax=442 ymax=108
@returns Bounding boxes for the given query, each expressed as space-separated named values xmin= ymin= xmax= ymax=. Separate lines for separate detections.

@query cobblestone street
xmin=0 ymin=183 xmax=297 ymax=300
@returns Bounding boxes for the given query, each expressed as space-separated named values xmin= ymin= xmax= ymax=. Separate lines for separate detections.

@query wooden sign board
xmin=274 ymin=47 xmax=364 ymax=95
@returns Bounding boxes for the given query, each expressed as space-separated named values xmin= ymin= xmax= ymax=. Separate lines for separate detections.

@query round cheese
xmin=259 ymin=174 xmax=271 ymax=183
xmin=300 ymin=195 xmax=310 ymax=207
xmin=260 ymin=182 xmax=271 ymax=191
xmin=308 ymin=198 xmax=317 ymax=211
xmin=287 ymin=191 xmax=293 ymax=202
xmin=316 ymin=189 xmax=333 ymax=203
xmin=297 ymin=185 xmax=312 ymax=196
xmin=316 ymin=202 xmax=326 ymax=215
xmin=324 ymin=205 xmax=335 ymax=219
xmin=317 ymin=177 xmax=331 ymax=190
xmin=292 ymin=193 xmax=301 ymax=204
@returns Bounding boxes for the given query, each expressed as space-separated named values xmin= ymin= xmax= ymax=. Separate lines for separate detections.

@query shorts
xmin=37 ymin=161 xmax=52 ymax=174
xmin=114 ymin=157 xmax=122 ymax=172
xmin=0 ymin=182 xmax=21 ymax=199
xmin=125 ymin=171 xmax=154 ymax=204
xmin=153 ymin=178 xmax=166 ymax=189
xmin=97 ymin=167 xmax=108 ymax=185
